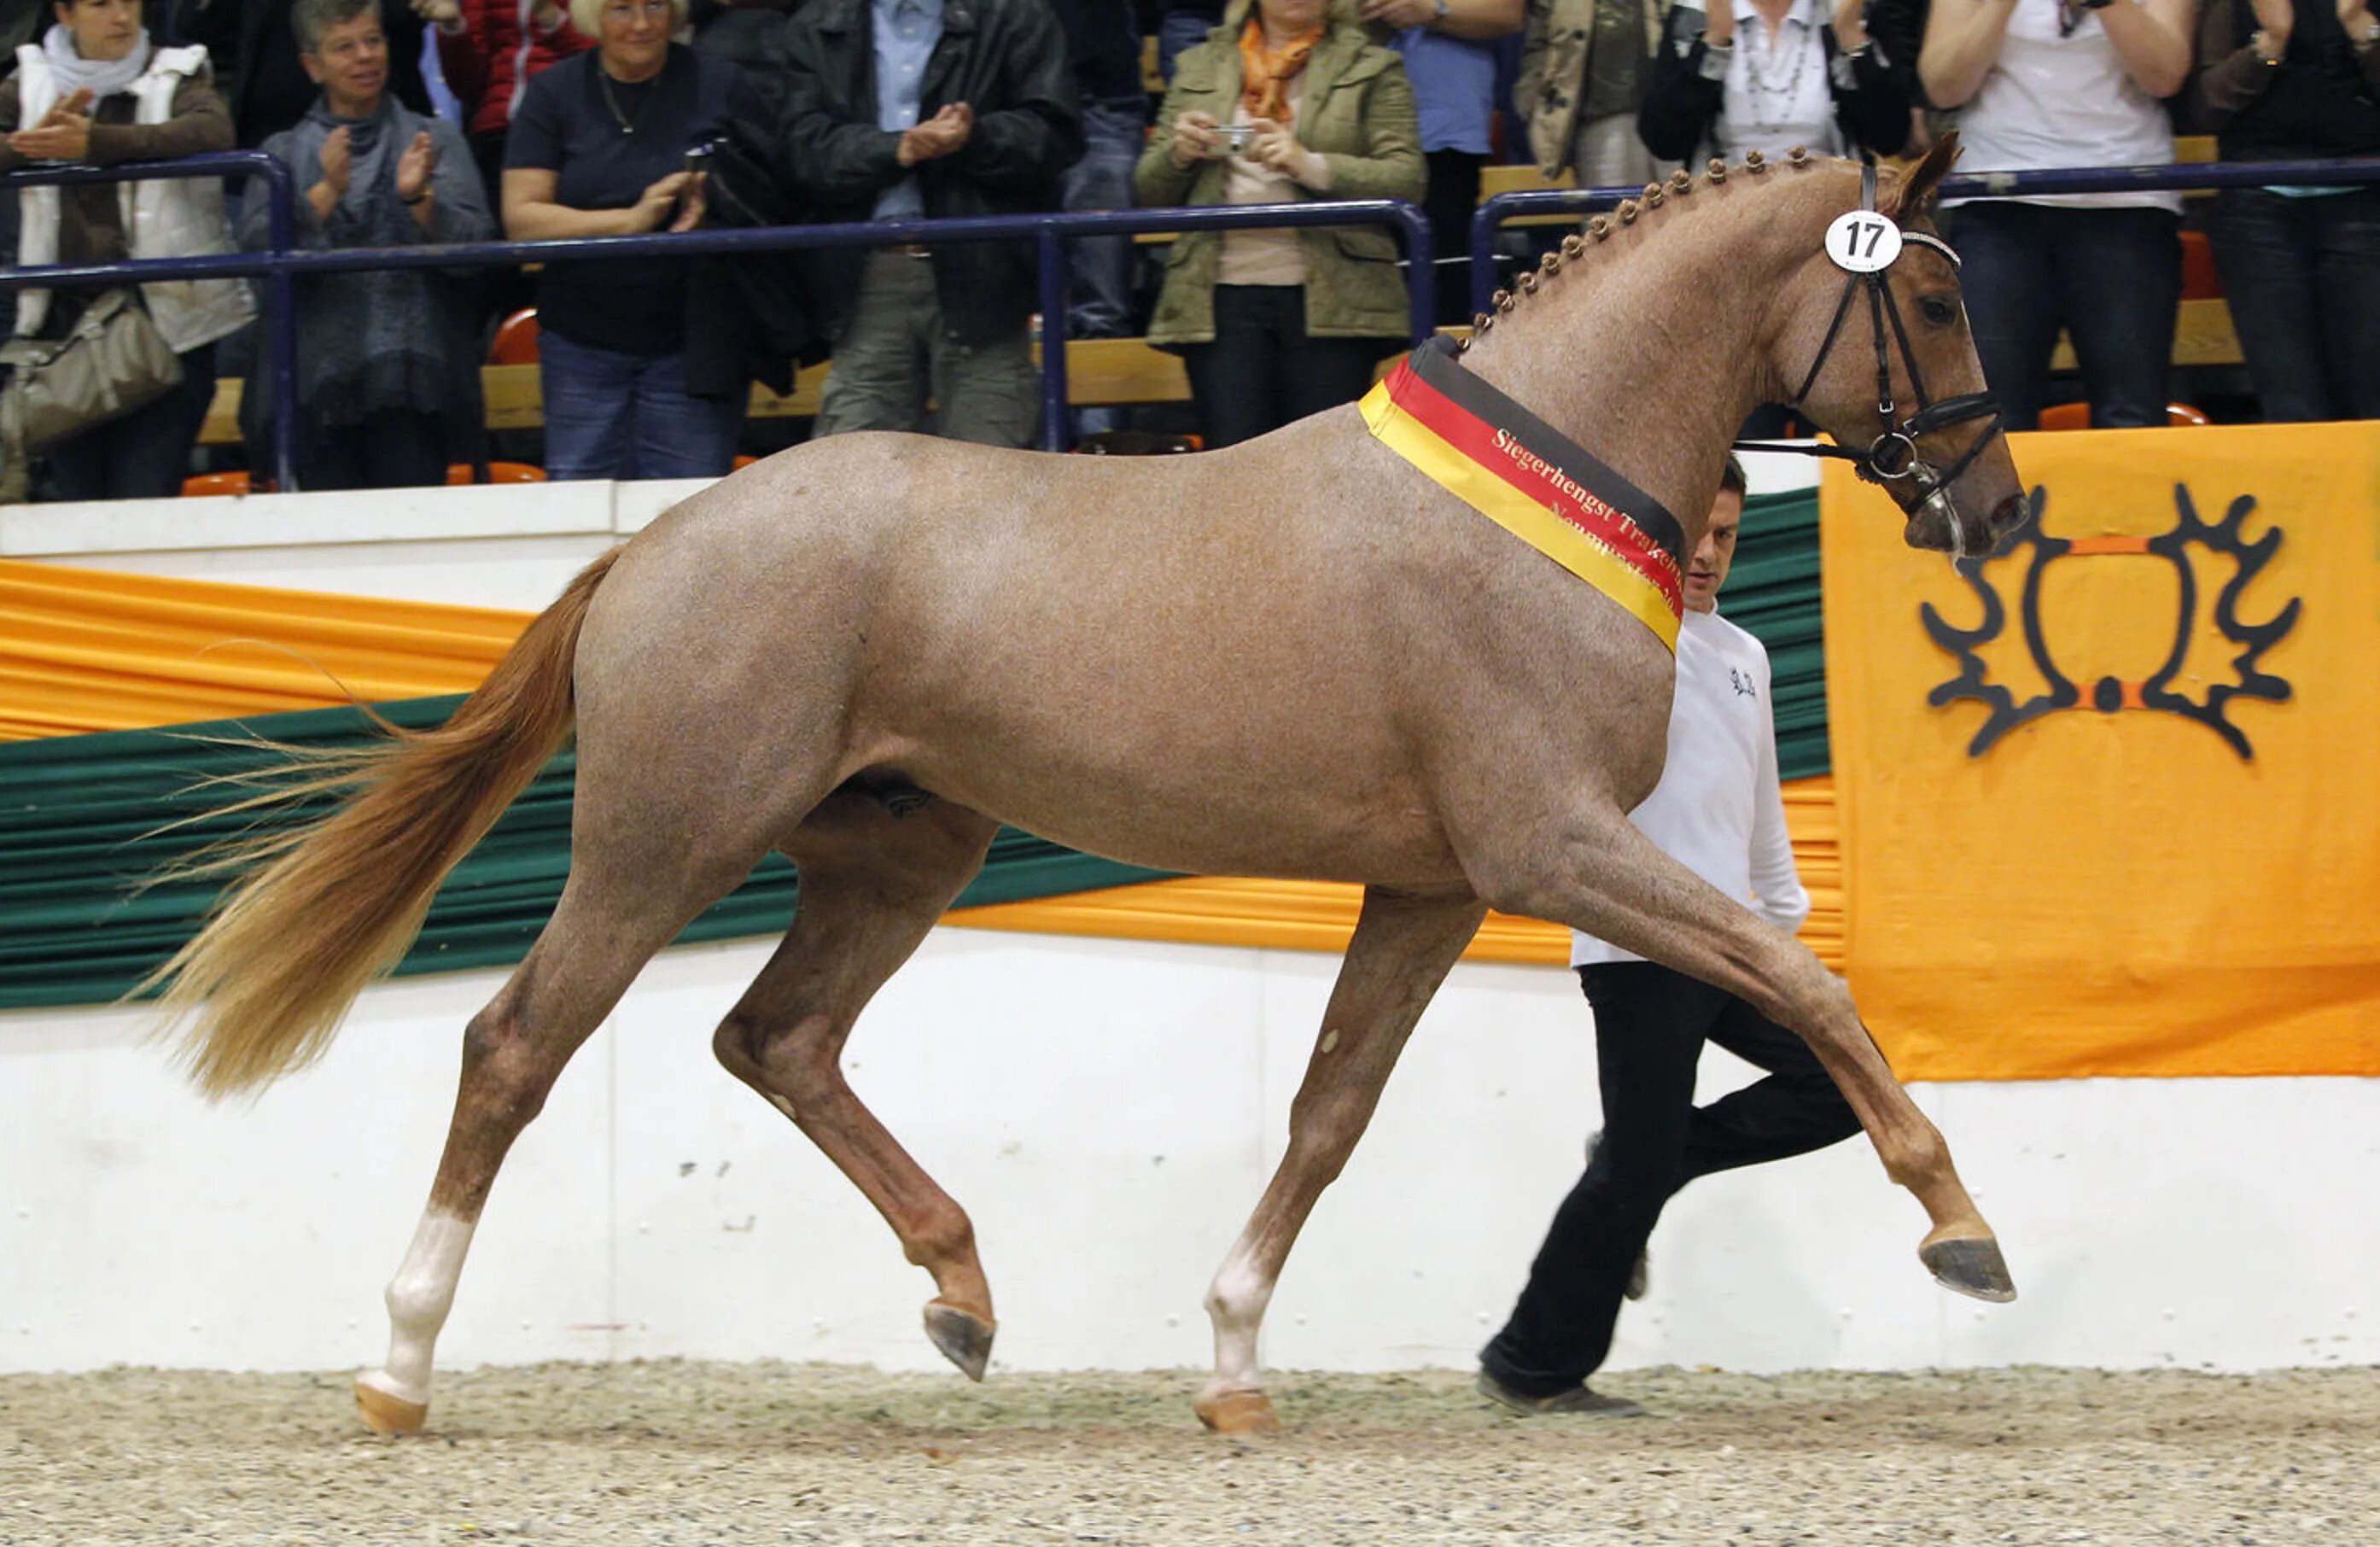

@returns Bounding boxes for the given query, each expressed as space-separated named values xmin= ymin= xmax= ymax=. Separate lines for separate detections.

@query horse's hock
xmin=3 ymin=1363 xmax=2374 ymax=1544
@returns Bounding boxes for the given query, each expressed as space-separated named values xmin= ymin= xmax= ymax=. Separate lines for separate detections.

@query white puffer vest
xmin=13 ymin=43 xmax=256 ymax=353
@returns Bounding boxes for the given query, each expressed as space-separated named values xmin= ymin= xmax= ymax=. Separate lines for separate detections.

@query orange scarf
xmin=1239 ymin=17 xmax=1321 ymax=126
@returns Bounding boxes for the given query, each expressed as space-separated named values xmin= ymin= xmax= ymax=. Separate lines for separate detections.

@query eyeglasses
xmin=603 ymin=1 xmax=672 ymax=21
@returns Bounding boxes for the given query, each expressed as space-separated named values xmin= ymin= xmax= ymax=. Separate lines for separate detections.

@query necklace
xmin=597 ymin=66 xmax=645 ymax=136
xmin=1741 ymin=10 xmax=1815 ymax=136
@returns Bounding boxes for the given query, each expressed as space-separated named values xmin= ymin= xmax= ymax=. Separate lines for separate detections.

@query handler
xmin=1478 ymin=454 xmax=1862 ymax=1416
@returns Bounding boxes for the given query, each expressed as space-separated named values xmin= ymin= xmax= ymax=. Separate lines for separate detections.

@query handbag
xmin=0 ymin=287 xmax=184 ymax=452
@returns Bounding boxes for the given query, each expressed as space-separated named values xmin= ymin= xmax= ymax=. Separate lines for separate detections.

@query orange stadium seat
xmin=488 ymin=308 xmax=542 ymax=365
xmin=2179 ymin=230 xmax=2222 ymax=302
xmin=180 ymin=471 xmax=253 ymax=497
xmin=2037 ymin=402 xmax=2212 ymax=432
xmin=446 ymin=462 xmax=550 ymax=484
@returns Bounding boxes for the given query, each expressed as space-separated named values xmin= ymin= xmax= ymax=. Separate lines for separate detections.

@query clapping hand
xmin=1832 ymin=0 xmax=1869 ymax=50
xmin=395 ymin=130 xmax=438 ymax=203
xmin=668 ymin=169 xmax=707 ymax=231
xmin=409 ymin=0 xmax=462 ymax=23
xmin=319 ymin=125 xmax=354 ymax=195
xmin=7 ymin=87 xmax=95 ymax=161
xmin=633 ymin=169 xmax=695 ymax=231
xmin=2249 ymin=0 xmax=2293 ymax=48
xmin=897 ymin=102 xmax=973 ymax=167
xmin=1246 ymin=116 xmax=1324 ymax=187
xmin=1357 ymin=0 xmax=1438 ymax=26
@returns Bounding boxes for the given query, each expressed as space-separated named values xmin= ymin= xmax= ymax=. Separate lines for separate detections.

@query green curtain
xmin=1732 ymin=487 xmax=1827 ymax=780
xmin=0 ymin=488 xmax=1821 ymax=1011
xmin=0 ymin=699 xmax=1170 ymax=1011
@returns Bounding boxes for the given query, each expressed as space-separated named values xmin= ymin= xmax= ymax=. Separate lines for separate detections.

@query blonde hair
xmin=567 ymin=0 xmax=688 ymax=42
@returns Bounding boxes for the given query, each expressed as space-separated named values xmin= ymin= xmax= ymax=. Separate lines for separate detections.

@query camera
xmin=1216 ymin=123 xmax=1256 ymax=154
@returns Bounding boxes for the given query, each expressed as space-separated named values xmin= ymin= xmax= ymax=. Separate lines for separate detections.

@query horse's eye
xmin=1919 ymin=295 xmax=1959 ymax=327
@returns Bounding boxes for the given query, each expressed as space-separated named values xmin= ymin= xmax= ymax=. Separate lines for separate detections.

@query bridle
xmin=1738 ymin=161 xmax=2004 ymax=555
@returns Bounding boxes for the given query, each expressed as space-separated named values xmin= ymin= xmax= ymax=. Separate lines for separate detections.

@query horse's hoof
xmin=1194 ymin=1388 xmax=1281 ymax=1436
xmin=1921 ymin=1233 xmax=2017 ymax=1304
xmin=353 ymin=1373 xmax=428 ymax=1436
xmin=924 ymin=1300 xmax=996 ymax=1381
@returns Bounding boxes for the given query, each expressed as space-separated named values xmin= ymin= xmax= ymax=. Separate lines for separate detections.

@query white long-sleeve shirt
xmin=1572 ymin=607 xmax=1810 ymax=966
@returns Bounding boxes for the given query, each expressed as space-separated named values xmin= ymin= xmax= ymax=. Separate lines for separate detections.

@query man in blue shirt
xmin=1366 ymin=0 xmax=1522 ymax=324
xmin=782 ymin=0 xmax=1082 ymax=446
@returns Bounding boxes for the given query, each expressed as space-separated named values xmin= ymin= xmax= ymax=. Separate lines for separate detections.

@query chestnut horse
xmin=155 ymin=141 xmax=2027 ymax=1436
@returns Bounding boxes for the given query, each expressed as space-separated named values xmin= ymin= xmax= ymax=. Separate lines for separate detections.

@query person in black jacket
xmin=781 ymin=0 xmax=1082 ymax=447
xmin=2185 ymin=0 xmax=2380 ymax=422
xmin=1637 ymin=0 xmax=1910 ymax=167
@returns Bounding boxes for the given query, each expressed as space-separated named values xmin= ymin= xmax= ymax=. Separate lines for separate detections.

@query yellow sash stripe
xmin=1361 ymin=382 xmax=1683 ymax=651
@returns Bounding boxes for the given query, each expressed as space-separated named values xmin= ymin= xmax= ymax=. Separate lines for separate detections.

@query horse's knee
xmin=458 ymin=1006 xmax=557 ymax=1129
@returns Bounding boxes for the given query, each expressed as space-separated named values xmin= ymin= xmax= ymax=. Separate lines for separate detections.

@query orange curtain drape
xmin=0 ymin=558 xmax=1844 ymax=972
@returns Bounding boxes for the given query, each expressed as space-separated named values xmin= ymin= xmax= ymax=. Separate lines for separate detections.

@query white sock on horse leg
xmin=1204 ymin=1236 xmax=1275 ymax=1393
xmin=361 ymin=1210 xmax=476 ymax=1406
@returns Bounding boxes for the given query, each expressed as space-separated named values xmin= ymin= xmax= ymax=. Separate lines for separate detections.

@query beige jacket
xmin=1134 ymin=0 xmax=1425 ymax=347
xmin=1514 ymin=0 xmax=1668 ymax=178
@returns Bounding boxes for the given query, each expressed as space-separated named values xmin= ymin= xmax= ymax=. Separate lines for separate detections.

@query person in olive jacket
xmin=1136 ymin=0 xmax=1424 ymax=449
xmin=780 ymin=0 xmax=1082 ymax=447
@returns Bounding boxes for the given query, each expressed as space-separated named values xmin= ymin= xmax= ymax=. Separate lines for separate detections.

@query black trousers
xmin=1421 ymin=147 xmax=1484 ymax=329
xmin=295 ymin=409 xmax=452 ymax=491
xmin=1479 ymin=961 xmax=1861 ymax=1398
xmin=1180 ymin=284 xmax=1391 ymax=448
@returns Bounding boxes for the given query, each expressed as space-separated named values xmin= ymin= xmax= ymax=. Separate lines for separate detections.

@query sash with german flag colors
xmin=1360 ymin=336 xmax=1687 ymax=651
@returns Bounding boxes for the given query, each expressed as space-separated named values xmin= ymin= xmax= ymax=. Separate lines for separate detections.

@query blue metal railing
xmin=0 ymin=159 xmax=1432 ymax=487
xmin=1468 ymin=156 xmax=2380 ymax=318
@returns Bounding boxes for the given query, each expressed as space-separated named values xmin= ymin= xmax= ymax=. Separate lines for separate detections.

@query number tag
xmin=1823 ymin=211 xmax=1904 ymax=274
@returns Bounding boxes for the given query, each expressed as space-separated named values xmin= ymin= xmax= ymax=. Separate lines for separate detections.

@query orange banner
xmin=1821 ymin=424 xmax=2380 ymax=1078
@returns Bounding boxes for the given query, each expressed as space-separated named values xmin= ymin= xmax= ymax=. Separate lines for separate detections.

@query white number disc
xmin=1824 ymin=210 xmax=1905 ymax=273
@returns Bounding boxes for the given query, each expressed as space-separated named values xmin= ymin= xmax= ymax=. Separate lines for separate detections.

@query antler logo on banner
xmin=1921 ymin=486 xmax=2302 ymax=759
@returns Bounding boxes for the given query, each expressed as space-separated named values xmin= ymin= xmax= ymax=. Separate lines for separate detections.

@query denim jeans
xmin=540 ymin=328 xmax=744 ymax=481
xmin=1948 ymin=200 xmax=2182 ymax=430
xmin=2208 ymin=186 xmax=2380 ymax=423
xmin=44 ymin=342 xmax=217 ymax=501
xmin=1063 ymin=96 xmax=1150 ymax=341
xmin=1158 ymin=9 xmax=1215 ymax=84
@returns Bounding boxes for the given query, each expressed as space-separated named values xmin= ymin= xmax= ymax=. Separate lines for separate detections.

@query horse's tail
xmin=155 ymin=546 xmax=626 ymax=1100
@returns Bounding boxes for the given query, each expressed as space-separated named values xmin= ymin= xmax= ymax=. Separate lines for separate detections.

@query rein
xmin=1736 ymin=161 xmax=2004 ymax=555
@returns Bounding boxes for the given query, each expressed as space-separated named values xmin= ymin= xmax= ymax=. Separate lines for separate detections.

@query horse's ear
xmin=1885 ymin=133 xmax=1963 ymax=222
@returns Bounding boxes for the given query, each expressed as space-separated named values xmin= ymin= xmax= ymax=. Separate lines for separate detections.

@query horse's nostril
xmin=1988 ymin=493 xmax=2029 ymax=534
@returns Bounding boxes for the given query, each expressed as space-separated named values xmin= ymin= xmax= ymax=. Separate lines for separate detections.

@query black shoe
xmin=1476 ymin=1369 xmax=1648 ymax=1418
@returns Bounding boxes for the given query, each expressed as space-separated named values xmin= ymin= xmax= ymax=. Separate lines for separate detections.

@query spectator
xmin=1158 ymin=0 xmax=1222 ymax=79
xmin=2185 ymin=0 xmax=2380 ymax=422
xmin=1366 ymin=0 xmax=1523 ymax=327
xmin=0 ymin=0 xmax=253 ymax=499
xmin=503 ymin=0 xmax=763 ymax=479
xmin=414 ymin=0 xmax=590 ymax=203
xmin=1922 ymin=0 xmax=2192 ymax=429
xmin=689 ymin=0 xmax=794 ymax=120
xmin=782 ymin=0 xmax=1081 ymax=447
xmin=1051 ymin=0 xmax=1148 ymax=342
xmin=1512 ymin=0 xmax=1665 ymax=184
xmin=1137 ymin=0 xmax=1423 ymax=448
xmin=240 ymin=0 xmax=493 ymax=488
xmin=1639 ymin=0 xmax=1916 ymax=165
xmin=176 ymin=0 xmax=433 ymax=146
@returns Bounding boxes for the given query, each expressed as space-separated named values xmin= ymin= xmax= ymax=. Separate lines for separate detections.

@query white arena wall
xmin=3 ymin=461 xmax=2375 ymax=1381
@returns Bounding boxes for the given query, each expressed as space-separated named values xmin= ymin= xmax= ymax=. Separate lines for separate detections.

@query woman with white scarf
xmin=0 ymin=0 xmax=251 ymax=500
